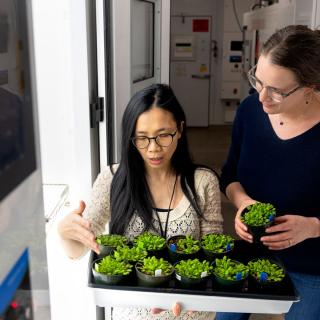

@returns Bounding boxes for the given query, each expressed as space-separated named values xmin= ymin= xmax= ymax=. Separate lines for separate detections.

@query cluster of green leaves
xmin=248 ymin=259 xmax=285 ymax=282
xmin=138 ymin=256 xmax=173 ymax=276
xmin=214 ymin=256 xmax=249 ymax=281
xmin=176 ymin=235 xmax=200 ymax=254
xmin=96 ymin=234 xmax=127 ymax=247
xmin=201 ymin=234 xmax=234 ymax=253
xmin=94 ymin=256 xmax=132 ymax=276
xmin=134 ymin=232 xmax=166 ymax=251
xmin=175 ymin=259 xmax=213 ymax=279
xmin=241 ymin=202 xmax=276 ymax=226
xmin=113 ymin=245 xmax=148 ymax=262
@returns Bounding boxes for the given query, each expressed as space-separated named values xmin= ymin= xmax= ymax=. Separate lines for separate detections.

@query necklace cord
xmin=155 ymin=174 xmax=178 ymax=238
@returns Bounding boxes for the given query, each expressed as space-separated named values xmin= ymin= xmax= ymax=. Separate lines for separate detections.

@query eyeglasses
xmin=247 ymin=65 xmax=302 ymax=103
xmin=131 ymin=131 xmax=178 ymax=149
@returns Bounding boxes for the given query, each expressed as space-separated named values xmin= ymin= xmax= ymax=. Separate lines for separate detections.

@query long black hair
xmin=109 ymin=83 xmax=203 ymax=234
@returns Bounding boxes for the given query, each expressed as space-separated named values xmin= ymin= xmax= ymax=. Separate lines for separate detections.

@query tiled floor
xmin=46 ymin=125 xmax=284 ymax=320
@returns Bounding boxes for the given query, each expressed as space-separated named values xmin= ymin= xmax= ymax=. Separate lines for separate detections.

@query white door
xmin=96 ymin=0 xmax=170 ymax=166
xmin=170 ymin=16 xmax=211 ymax=127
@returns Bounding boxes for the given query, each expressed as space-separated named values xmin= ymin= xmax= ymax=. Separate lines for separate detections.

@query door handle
xmin=191 ymin=74 xmax=210 ymax=79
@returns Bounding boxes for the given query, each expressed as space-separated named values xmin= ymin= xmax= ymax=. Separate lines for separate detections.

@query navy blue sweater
xmin=220 ymin=93 xmax=320 ymax=275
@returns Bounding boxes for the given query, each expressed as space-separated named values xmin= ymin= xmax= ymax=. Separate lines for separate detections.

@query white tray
xmin=88 ymin=241 xmax=299 ymax=314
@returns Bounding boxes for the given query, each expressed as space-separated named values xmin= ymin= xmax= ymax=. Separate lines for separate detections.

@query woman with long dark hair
xmin=59 ymin=83 xmax=222 ymax=320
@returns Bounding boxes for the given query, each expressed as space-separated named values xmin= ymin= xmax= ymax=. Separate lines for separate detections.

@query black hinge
xmin=90 ymin=97 xmax=104 ymax=128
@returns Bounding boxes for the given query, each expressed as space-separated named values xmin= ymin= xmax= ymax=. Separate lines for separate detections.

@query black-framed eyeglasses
xmin=131 ymin=131 xmax=178 ymax=149
xmin=247 ymin=65 xmax=302 ymax=103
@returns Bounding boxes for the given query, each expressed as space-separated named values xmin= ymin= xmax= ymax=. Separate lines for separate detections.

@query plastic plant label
xmin=236 ymin=272 xmax=242 ymax=281
xmin=175 ymin=273 xmax=181 ymax=281
xmin=226 ymin=243 xmax=231 ymax=251
xmin=170 ymin=243 xmax=177 ymax=252
xmin=269 ymin=214 xmax=275 ymax=222
xmin=260 ymin=272 xmax=268 ymax=282
xmin=201 ymin=271 xmax=208 ymax=278
xmin=155 ymin=269 xmax=162 ymax=277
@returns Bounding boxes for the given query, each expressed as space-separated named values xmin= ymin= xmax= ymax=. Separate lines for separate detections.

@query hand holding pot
xmin=234 ymin=199 xmax=257 ymax=243
xmin=58 ymin=200 xmax=100 ymax=254
xmin=261 ymin=215 xmax=320 ymax=250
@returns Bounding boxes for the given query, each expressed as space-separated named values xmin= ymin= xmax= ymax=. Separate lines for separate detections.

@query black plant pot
xmin=92 ymin=258 xmax=132 ymax=285
xmin=241 ymin=209 xmax=274 ymax=243
xmin=175 ymin=271 xmax=210 ymax=289
xmin=248 ymin=258 xmax=285 ymax=292
xmin=213 ymin=272 xmax=247 ymax=291
xmin=135 ymin=262 xmax=174 ymax=287
xmin=166 ymin=235 xmax=200 ymax=264
xmin=212 ymin=259 xmax=248 ymax=292
xmin=202 ymin=246 xmax=233 ymax=262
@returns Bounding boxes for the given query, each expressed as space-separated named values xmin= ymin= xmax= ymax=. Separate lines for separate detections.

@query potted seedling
xmin=92 ymin=255 xmax=133 ymax=285
xmin=201 ymin=233 xmax=234 ymax=261
xmin=135 ymin=256 xmax=174 ymax=287
xmin=174 ymin=258 xmax=213 ymax=289
xmin=113 ymin=245 xmax=148 ymax=264
xmin=241 ymin=202 xmax=276 ymax=243
xmin=213 ymin=256 xmax=249 ymax=291
xmin=96 ymin=234 xmax=128 ymax=257
xmin=167 ymin=235 xmax=200 ymax=263
xmin=248 ymin=258 xmax=285 ymax=291
xmin=133 ymin=232 xmax=166 ymax=257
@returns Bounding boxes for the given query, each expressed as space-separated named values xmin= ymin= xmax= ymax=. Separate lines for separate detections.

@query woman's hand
xmin=152 ymin=303 xmax=193 ymax=316
xmin=261 ymin=215 xmax=320 ymax=250
xmin=58 ymin=201 xmax=100 ymax=254
xmin=234 ymin=199 xmax=257 ymax=243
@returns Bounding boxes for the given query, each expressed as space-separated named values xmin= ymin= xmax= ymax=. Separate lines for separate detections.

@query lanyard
xmin=154 ymin=174 xmax=178 ymax=239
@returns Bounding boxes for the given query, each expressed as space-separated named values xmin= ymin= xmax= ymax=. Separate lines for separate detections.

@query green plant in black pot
xmin=240 ymin=202 xmax=276 ymax=243
xmin=113 ymin=245 xmax=148 ymax=263
xmin=213 ymin=256 xmax=249 ymax=290
xmin=133 ymin=232 xmax=166 ymax=257
xmin=167 ymin=235 xmax=201 ymax=263
xmin=201 ymin=234 xmax=234 ymax=261
xmin=96 ymin=234 xmax=128 ymax=257
xmin=92 ymin=255 xmax=132 ymax=285
xmin=175 ymin=258 xmax=213 ymax=289
xmin=135 ymin=256 xmax=174 ymax=287
xmin=248 ymin=258 xmax=285 ymax=290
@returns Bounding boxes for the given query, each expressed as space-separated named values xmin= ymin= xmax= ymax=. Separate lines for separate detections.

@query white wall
xmin=32 ymin=0 xmax=94 ymax=203
xmin=171 ymin=0 xmax=252 ymax=124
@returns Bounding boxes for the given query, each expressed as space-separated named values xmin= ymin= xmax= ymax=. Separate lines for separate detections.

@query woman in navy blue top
xmin=217 ymin=25 xmax=320 ymax=320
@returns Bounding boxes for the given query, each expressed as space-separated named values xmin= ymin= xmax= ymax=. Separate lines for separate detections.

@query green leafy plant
xmin=175 ymin=259 xmax=213 ymax=279
xmin=134 ymin=232 xmax=166 ymax=251
xmin=248 ymin=259 xmax=285 ymax=282
xmin=96 ymin=234 xmax=127 ymax=247
xmin=201 ymin=234 xmax=234 ymax=253
xmin=175 ymin=235 xmax=200 ymax=254
xmin=214 ymin=256 xmax=249 ymax=281
xmin=113 ymin=245 xmax=148 ymax=262
xmin=137 ymin=256 xmax=173 ymax=276
xmin=241 ymin=202 xmax=276 ymax=226
xmin=94 ymin=256 xmax=132 ymax=276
